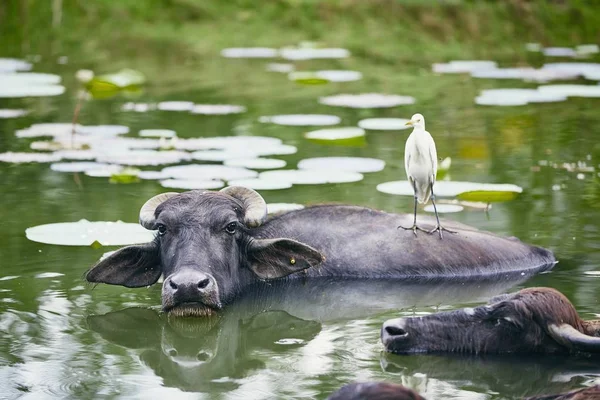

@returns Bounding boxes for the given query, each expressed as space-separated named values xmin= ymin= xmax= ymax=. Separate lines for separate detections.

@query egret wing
xmin=426 ymin=130 xmax=438 ymax=183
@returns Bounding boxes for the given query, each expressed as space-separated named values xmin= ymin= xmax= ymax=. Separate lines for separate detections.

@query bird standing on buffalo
xmin=399 ymin=113 xmax=454 ymax=239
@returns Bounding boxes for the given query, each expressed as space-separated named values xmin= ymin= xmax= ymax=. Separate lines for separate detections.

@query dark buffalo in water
xmin=382 ymin=287 xmax=600 ymax=355
xmin=86 ymin=187 xmax=555 ymax=316
xmin=327 ymin=382 xmax=425 ymax=400
xmin=327 ymin=382 xmax=600 ymax=400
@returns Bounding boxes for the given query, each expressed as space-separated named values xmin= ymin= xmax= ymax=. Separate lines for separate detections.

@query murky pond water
xmin=2 ymin=29 xmax=600 ymax=400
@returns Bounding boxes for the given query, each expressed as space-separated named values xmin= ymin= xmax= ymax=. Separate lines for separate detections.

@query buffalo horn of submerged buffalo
xmin=139 ymin=192 xmax=179 ymax=229
xmin=220 ymin=186 xmax=267 ymax=228
xmin=548 ymin=323 xmax=600 ymax=353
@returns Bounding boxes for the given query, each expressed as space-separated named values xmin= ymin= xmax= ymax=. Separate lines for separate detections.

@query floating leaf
xmin=0 ymin=109 xmax=28 ymax=118
xmin=267 ymin=203 xmax=304 ymax=214
xmin=87 ymin=68 xmax=146 ymax=90
xmin=0 ymin=58 xmax=32 ymax=72
xmin=51 ymin=162 xmax=112 ymax=172
xmin=96 ymin=150 xmax=191 ymax=166
xmin=456 ymin=190 xmax=520 ymax=203
xmin=543 ymin=47 xmax=576 ymax=57
xmin=266 ymin=63 xmax=295 ymax=73
xmin=190 ymin=104 xmax=246 ymax=115
xmin=139 ymin=129 xmax=176 ymax=138
xmin=432 ymin=60 xmax=497 ymax=74
xmin=304 ymin=127 xmax=365 ymax=141
xmin=227 ymin=178 xmax=292 ymax=190
xmin=224 ymin=158 xmax=286 ymax=169
xmin=377 ymin=181 xmax=523 ymax=198
xmin=259 ymin=114 xmax=340 ymax=126
xmin=157 ymin=101 xmax=194 ymax=111
xmin=319 ymin=93 xmax=415 ymax=108
xmin=537 ymin=84 xmax=600 ymax=98
xmin=315 ymin=70 xmax=362 ymax=82
xmin=85 ymin=165 xmax=126 ymax=177
xmin=221 ymin=47 xmax=277 ymax=58
xmin=137 ymin=170 xmax=170 ymax=180
xmin=161 ymin=165 xmax=258 ymax=181
xmin=358 ymin=118 xmax=411 ymax=131
xmin=0 ymin=72 xmax=61 ymax=85
xmin=0 ymin=84 xmax=65 ymax=98
xmin=259 ymin=169 xmax=363 ymax=185
xmin=298 ymin=157 xmax=385 ymax=173
xmin=109 ymin=167 xmax=141 ymax=184
xmin=160 ymin=179 xmax=225 ymax=190
xmin=280 ymin=48 xmax=349 ymax=60
xmin=90 ymin=240 xmax=103 ymax=249
xmin=25 ymin=220 xmax=154 ymax=246
xmin=424 ymin=204 xmax=464 ymax=213
xmin=288 ymin=72 xmax=329 ymax=85
xmin=0 ymin=152 xmax=61 ymax=163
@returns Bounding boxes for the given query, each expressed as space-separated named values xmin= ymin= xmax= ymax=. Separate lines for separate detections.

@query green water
xmin=2 ymin=10 xmax=600 ymax=400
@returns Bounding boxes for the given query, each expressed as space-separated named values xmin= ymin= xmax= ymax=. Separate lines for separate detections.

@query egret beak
xmin=405 ymin=120 xmax=414 ymax=126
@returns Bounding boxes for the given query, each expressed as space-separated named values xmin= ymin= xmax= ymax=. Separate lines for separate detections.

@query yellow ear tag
xmin=290 ymin=258 xmax=296 ymax=265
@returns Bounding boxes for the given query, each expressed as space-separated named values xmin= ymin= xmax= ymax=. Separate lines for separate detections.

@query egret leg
xmin=427 ymin=182 xmax=457 ymax=239
xmin=398 ymin=180 xmax=428 ymax=236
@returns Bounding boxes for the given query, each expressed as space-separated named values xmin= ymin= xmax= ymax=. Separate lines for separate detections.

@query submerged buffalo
xmin=327 ymin=382 xmax=600 ymax=400
xmin=382 ymin=287 xmax=600 ymax=355
xmin=86 ymin=187 xmax=555 ymax=316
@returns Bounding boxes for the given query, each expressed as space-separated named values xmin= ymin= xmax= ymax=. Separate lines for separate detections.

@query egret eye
xmin=225 ymin=222 xmax=237 ymax=234
xmin=157 ymin=224 xmax=167 ymax=236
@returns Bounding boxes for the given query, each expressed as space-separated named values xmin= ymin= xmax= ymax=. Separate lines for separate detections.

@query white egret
xmin=399 ymin=113 xmax=455 ymax=239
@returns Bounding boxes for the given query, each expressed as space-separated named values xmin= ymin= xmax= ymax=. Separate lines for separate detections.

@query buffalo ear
xmin=86 ymin=242 xmax=162 ymax=288
xmin=247 ymin=238 xmax=324 ymax=280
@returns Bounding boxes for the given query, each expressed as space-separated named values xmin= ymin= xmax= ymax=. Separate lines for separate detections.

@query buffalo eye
xmin=225 ymin=222 xmax=237 ymax=235
xmin=157 ymin=224 xmax=167 ymax=236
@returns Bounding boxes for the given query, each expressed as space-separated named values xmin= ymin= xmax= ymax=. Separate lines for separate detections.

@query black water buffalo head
xmin=85 ymin=187 xmax=324 ymax=316
xmin=382 ymin=287 xmax=600 ymax=355
xmin=327 ymin=382 xmax=425 ymax=400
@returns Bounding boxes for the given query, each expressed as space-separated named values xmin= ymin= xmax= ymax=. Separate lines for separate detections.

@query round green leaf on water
xmin=25 ymin=220 xmax=154 ymax=246
xmin=456 ymin=190 xmax=520 ymax=203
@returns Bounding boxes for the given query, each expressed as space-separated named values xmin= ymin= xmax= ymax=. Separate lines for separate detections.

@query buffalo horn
xmin=548 ymin=323 xmax=600 ymax=353
xmin=220 ymin=186 xmax=267 ymax=228
xmin=139 ymin=192 xmax=179 ymax=229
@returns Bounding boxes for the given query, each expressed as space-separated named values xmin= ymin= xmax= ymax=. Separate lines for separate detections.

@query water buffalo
xmin=327 ymin=382 xmax=425 ymax=400
xmin=326 ymin=383 xmax=600 ymax=400
xmin=86 ymin=187 xmax=555 ymax=316
xmin=382 ymin=287 xmax=600 ymax=355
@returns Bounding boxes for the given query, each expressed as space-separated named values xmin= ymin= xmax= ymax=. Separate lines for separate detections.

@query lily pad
xmin=298 ymin=157 xmax=385 ymax=173
xmin=376 ymin=181 xmax=522 ymax=198
xmin=221 ymin=47 xmax=277 ymax=58
xmin=54 ymin=150 xmax=97 ymax=160
xmin=357 ymin=118 xmax=411 ymax=131
xmin=79 ymin=125 xmax=130 ymax=137
xmin=85 ymin=165 xmax=127 ymax=177
xmin=87 ymin=69 xmax=146 ymax=92
xmin=191 ymin=149 xmax=248 ymax=162
xmin=288 ymin=72 xmax=329 ymax=85
xmin=0 ymin=72 xmax=61 ymax=85
xmin=316 ymin=70 xmax=362 ymax=82
xmin=224 ymin=158 xmax=287 ymax=169
xmin=475 ymin=88 xmax=567 ymax=106
xmin=0 ymin=109 xmax=28 ymax=119
xmin=157 ymin=101 xmax=194 ymax=111
xmin=227 ymin=178 xmax=293 ymax=190
xmin=304 ymin=127 xmax=365 ymax=141
xmin=96 ymin=150 xmax=191 ymax=166
xmin=583 ymin=271 xmax=600 ymax=277
xmin=109 ymin=168 xmax=142 ymax=184
xmin=424 ymin=204 xmax=464 ymax=213
xmin=25 ymin=220 xmax=154 ymax=246
xmin=543 ymin=47 xmax=576 ymax=57
xmin=267 ymin=203 xmax=305 ymax=214
xmin=576 ymin=44 xmax=599 ymax=56
xmin=50 ymin=162 xmax=112 ymax=173
xmin=259 ymin=169 xmax=363 ymax=185
xmin=161 ymin=165 xmax=258 ymax=181
xmin=0 ymin=58 xmax=32 ymax=72
xmin=266 ymin=63 xmax=295 ymax=73
xmin=160 ymin=179 xmax=225 ymax=190
xmin=456 ymin=190 xmax=520 ymax=203
xmin=471 ymin=68 xmax=578 ymax=83
xmin=259 ymin=114 xmax=341 ymax=126
xmin=280 ymin=48 xmax=350 ymax=60
xmin=537 ymin=84 xmax=600 ymax=98
xmin=0 ymin=84 xmax=65 ymax=98
xmin=139 ymin=129 xmax=176 ymax=138
xmin=122 ymin=102 xmax=155 ymax=112
xmin=0 ymin=152 xmax=61 ymax=163
xmin=190 ymin=104 xmax=247 ymax=115
xmin=432 ymin=60 xmax=497 ymax=74
xmin=16 ymin=123 xmax=79 ymax=138
xmin=319 ymin=93 xmax=415 ymax=108
xmin=137 ymin=170 xmax=170 ymax=180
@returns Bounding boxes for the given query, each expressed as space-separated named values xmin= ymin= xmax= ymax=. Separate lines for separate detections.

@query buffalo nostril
xmin=197 ymin=352 xmax=210 ymax=361
xmin=385 ymin=326 xmax=408 ymax=337
xmin=167 ymin=349 xmax=178 ymax=357
xmin=169 ymin=279 xmax=178 ymax=290
xmin=197 ymin=278 xmax=210 ymax=290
